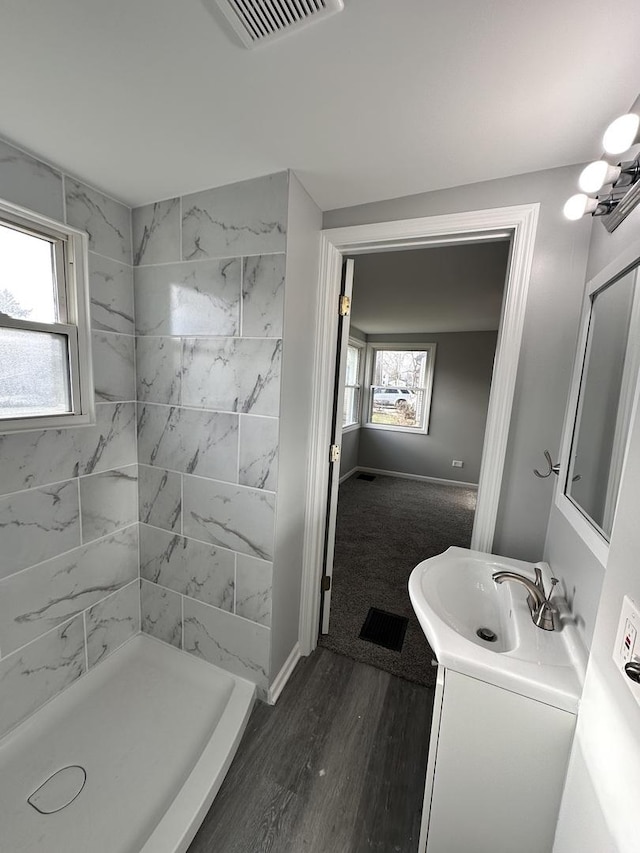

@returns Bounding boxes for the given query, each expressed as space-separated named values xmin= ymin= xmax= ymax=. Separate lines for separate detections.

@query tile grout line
xmin=135 ymin=249 xmax=285 ymax=270
xmin=138 ymin=520 xmax=273 ymax=566
xmin=82 ymin=610 xmax=89 ymax=672
xmin=77 ymin=476 xmax=83 ymax=547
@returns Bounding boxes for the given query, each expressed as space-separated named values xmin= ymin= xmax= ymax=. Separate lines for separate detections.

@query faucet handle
xmin=534 ymin=566 xmax=544 ymax=591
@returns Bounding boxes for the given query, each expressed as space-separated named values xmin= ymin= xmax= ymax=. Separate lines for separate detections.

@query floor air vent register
xmin=359 ymin=608 xmax=409 ymax=653
xmin=214 ymin=0 xmax=344 ymax=49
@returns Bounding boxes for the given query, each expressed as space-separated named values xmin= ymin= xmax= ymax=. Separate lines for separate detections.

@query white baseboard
xmin=339 ymin=466 xmax=359 ymax=484
xmin=356 ymin=466 xmax=478 ymax=490
xmin=267 ymin=642 xmax=301 ymax=705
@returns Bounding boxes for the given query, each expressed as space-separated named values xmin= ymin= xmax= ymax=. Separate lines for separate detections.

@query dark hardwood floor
xmin=187 ymin=647 xmax=434 ymax=853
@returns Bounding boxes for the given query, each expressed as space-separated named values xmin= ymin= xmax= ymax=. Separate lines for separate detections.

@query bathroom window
xmin=365 ymin=343 xmax=436 ymax=434
xmin=343 ymin=339 xmax=364 ymax=429
xmin=0 ymin=199 xmax=93 ymax=433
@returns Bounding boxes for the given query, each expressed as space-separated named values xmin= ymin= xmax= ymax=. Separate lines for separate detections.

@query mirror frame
xmin=555 ymin=236 xmax=640 ymax=567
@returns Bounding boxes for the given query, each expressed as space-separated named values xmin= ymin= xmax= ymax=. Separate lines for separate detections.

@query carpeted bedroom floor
xmin=318 ymin=473 xmax=477 ymax=688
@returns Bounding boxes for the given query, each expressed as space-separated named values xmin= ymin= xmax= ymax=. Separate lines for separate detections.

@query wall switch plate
xmin=613 ymin=595 xmax=640 ymax=706
xmin=452 ymin=460 xmax=464 ymax=468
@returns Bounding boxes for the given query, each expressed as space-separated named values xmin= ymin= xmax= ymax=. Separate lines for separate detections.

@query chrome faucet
xmin=492 ymin=566 xmax=559 ymax=631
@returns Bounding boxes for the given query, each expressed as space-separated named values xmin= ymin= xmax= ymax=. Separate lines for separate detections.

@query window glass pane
xmin=343 ymin=386 xmax=358 ymax=426
xmin=372 ymin=349 xmax=427 ymax=389
xmin=0 ymin=221 xmax=58 ymax=323
xmin=345 ymin=344 xmax=360 ymax=385
xmin=0 ymin=328 xmax=71 ymax=418
xmin=370 ymin=386 xmax=423 ymax=427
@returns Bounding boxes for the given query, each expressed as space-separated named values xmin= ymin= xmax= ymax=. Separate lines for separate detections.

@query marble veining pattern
xmin=140 ymin=579 xmax=182 ymax=647
xmin=0 ymin=481 xmax=80 ymax=580
xmin=79 ymin=465 xmax=138 ymax=542
xmin=242 ymin=254 xmax=285 ymax=337
xmin=0 ymin=614 xmax=85 ymax=739
xmin=86 ymin=581 xmax=140 ymax=668
xmin=140 ymin=524 xmax=234 ymax=611
xmin=0 ymin=525 xmax=138 ymax=655
xmin=92 ymin=332 xmax=136 ymax=402
xmin=65 ymin=177 xmax=131 ymax=263
xmin=183 ymin=476 xmax=275 ymax=560
xmin=182 ymin=338 xmax=282 ymax=417
xmin=184 ymin=597 xmax=269 ymax=690
xmin=89 ymin=253 xmax=134 ymax=335
xmin=134 ymin=258 xmax=240 ymax=336
xmin=136 ymin=337 xmax=182 ymax=405
xmin=236 ymin=555 xmax=272 ymax=627
xmin=138 ymin=464 xmax=181 ymax=532
xmin=132 ymin=198 xmax=180 ymax=266
xmin=239 ymin=415 xmax=279 ymax=490
xmin=0 ymin=402 xmax=137 ymax=496
xmin=137 ymin=404 xmax=238 ymax=482
xmin=181 ymin=173 xmax=287 ymax=260
xmin=0 ymin=138 xmax=64 ymax=221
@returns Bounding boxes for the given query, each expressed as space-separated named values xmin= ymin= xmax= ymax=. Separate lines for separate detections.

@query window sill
xmin=363 ymin=422 xmax=429 ymax=436
xmin=0 ymin=410 xmax=96 ymax=435
xmin=342 ymin=422 xmax=361 ymax=434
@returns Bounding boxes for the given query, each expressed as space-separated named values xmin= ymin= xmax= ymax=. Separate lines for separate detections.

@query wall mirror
xmin=561 ymin=261 xmax=640 ymax=552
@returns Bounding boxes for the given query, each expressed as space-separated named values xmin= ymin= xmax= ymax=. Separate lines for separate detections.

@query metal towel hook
xmin=533 ymin=451 xmax=581 ymax=481
xmin=533 ymin=450 xmax=560 ymax=479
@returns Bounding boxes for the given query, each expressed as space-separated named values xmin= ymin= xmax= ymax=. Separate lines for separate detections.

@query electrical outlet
xmin=452 ymin=460 xmax=463 ymax=468
xmin=613 ymin=595 xmax=640 ymax=706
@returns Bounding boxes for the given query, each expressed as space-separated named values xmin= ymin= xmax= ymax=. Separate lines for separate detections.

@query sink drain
xmin=476 ymin=627 xmax=498 ymax=643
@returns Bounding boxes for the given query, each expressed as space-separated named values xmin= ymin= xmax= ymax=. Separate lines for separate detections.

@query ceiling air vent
xmin=215 ymin=0 xmax=344 ymax=49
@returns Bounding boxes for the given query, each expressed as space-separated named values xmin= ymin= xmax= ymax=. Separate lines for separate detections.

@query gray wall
xmin=133 ymin=173 xmax=288 ymax=696
xmin=340 ymin=428 xmax=360 ymax=478
xmin=324 ymin=164 xmax=593 ymax=561
xmin=270 ymin=174 xmax=322 ymax=679
xmin=552 ymin=200 xmax=640 ymax=853
xmin=0 ymin=138 xmax=139 ymax=738
xmin=356 ymin=331 xmax=497 ymax=484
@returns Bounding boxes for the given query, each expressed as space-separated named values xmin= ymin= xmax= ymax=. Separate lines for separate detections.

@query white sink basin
xmin=408 ymin=547 xmax=586 ymax=712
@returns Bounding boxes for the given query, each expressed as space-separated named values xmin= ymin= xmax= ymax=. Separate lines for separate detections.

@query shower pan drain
xmin=27 ymin=765 xmax=87 ymax=814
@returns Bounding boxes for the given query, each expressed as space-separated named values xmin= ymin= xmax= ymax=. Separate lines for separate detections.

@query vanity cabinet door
xmin=423 ymin=669 xmax=575 ymax=853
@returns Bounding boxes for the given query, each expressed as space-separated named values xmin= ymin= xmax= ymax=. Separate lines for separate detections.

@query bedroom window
xmin=0 ymin=199 xmax=93 ymax=433
xmin=343 ymin=339 xmax=364 ymax=429
xmin=365 ymin=343 xmax=436 ymax=434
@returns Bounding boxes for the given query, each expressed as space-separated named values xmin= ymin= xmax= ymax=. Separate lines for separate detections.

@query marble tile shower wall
xmin=0 ymin=139 xmax=139 ymax=738
xmin=133 ymin=172 xmax=288 ymax=694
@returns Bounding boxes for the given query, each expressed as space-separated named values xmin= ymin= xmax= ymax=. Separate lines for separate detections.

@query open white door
xmin=320 ymin=257 xmax=354 ymax=635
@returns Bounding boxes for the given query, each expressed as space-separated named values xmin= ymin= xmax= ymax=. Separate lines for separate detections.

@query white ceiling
xmin=1 ymin=1 xmax=640 ymax=211
xmin=351 ymin=242 xmax=510 ymax=335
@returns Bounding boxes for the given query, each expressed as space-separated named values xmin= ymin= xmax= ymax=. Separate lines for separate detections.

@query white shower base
xmin=0 ymin=633 xmax=255 ymax=853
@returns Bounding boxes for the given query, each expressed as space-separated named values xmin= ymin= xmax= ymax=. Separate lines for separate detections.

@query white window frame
xmin=363 ymin=341 xmax=436 ymax=435
xmin=0 ymin=197 xmax=93 ymax=434
xmin=342 ymin=337 xmax=365 ymax=432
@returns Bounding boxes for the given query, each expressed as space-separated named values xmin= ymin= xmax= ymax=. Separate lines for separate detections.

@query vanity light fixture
xmin=563 ymin=193 xmax=618 ymax=221
xmin=563 ymin=94 xmax=640 ymax=231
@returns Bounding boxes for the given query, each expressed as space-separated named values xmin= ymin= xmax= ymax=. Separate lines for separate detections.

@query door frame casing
xmin=299 ymin=204 xmax=540 ymax=656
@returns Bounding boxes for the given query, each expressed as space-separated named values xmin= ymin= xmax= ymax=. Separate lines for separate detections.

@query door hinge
xmin=321 ymin=575 xmax=331 ymax=592
xmin=329 ymin=444 xmax=341 ymax=463
xmin=339 ymin=295 xmax=351 ymax=316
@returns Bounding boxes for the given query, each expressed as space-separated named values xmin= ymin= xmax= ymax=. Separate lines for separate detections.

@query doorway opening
xmin=299 ymin=204 xmax=540 ymax=662
xmin=317 ymin=241 xmax=510 ymax=684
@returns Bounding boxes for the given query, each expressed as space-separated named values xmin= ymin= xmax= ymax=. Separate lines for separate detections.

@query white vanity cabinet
xmin=418 ymin=665 xmax=577 ymax=853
